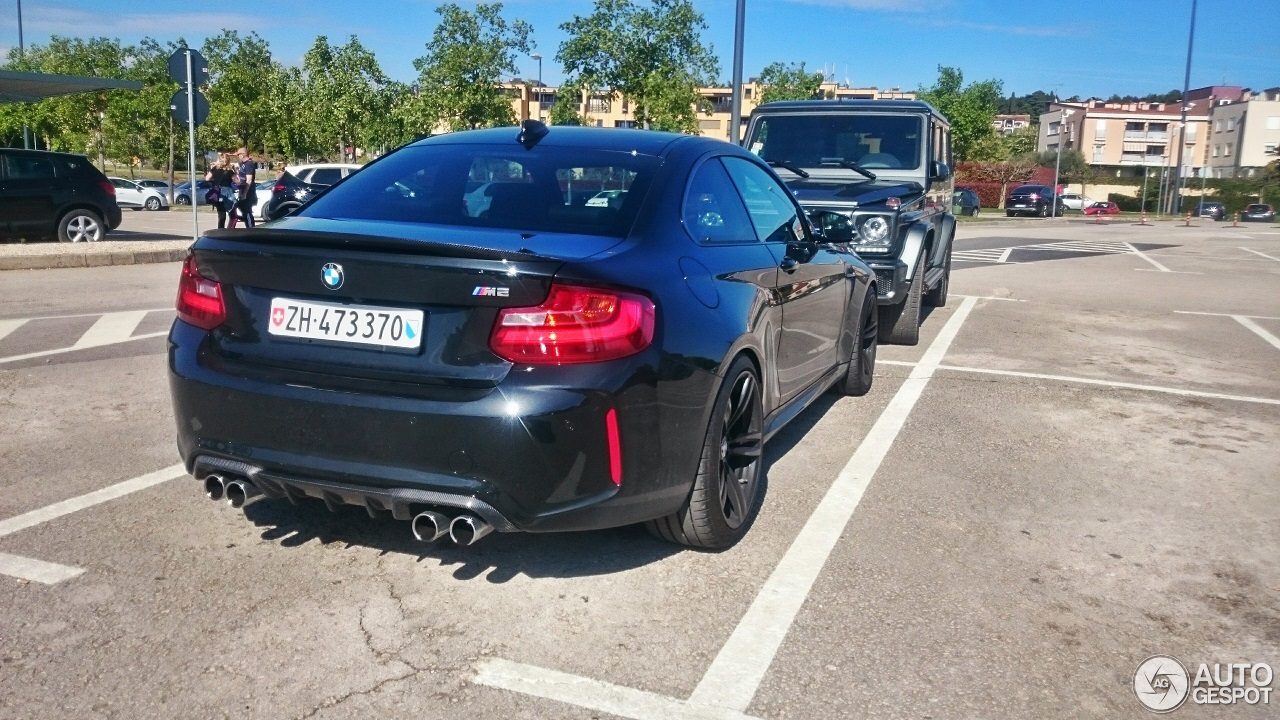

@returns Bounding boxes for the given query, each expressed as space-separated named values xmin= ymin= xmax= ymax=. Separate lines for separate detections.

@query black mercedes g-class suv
xmin=742 ymin=100 xmax=955 ymax=345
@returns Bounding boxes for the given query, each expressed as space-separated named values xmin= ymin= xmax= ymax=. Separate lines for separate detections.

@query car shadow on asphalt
xmin=237 ymin=392 xmax=843 ymax=583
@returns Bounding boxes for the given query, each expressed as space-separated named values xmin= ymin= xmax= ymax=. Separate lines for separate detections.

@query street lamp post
xmin=1050 ymin=108 xmax=1073 ymax=217
xmin=728 ymin=0 xmax=746 ymax=144
xmin=530 ymin=52 xmax=542 ymax=85
xmin=1171 ymin=0 xmax=1198 ymax=214
xmin=18 ymin=0 xmax=32 ymax=149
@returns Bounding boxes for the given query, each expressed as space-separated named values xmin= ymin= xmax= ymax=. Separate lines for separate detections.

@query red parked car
xmin=1083 ymin=201 xmax=1120 ymax=216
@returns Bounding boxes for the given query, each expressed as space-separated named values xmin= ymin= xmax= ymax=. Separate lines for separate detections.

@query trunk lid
xmin=190 ymin=219 xmax=615 ymax=393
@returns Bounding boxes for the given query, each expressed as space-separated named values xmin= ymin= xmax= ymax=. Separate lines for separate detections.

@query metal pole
xmin=1140 ymin=163 xmax=1150 ymax=218
xmin=1172 ymin=0 xmax=1197 ymax=214
xmin=18 ymin=0 xmax=32 ymax=149
xmin=1050 ymin=109 xmax=1068 ymax=217
xmin=728 ymin=0 xmax=745 ymax=144
xmin=185 ymin=49 xmax=199 ymax=240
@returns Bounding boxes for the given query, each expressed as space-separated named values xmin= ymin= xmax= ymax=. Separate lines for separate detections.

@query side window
xmin=309 ymin=168 xmax=343 ymax=185
xmin=721 ymin=156 xmax=801 ymax=244
xmin=682 ymin=158 xmax=755 ymax=244
xmin=5 ymin=155 xmax=56 ymax=181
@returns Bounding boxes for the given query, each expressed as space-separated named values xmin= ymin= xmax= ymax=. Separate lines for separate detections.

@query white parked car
xmin=108 ymin=177 xmax=169 ymax=211
xmin=251 ymin=180 xmax=275 ymax=220
xmin=1059 ymin=193 xmax=1092 ymax=211
xmin=284 ymin=163 xmax=362 ymax=186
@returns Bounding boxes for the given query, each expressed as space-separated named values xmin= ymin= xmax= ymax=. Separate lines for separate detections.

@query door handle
xmin=779 ymin=257 xmax=798 ymax=273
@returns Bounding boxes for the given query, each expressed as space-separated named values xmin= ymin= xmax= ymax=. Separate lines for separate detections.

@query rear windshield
xmin=302 ymin=144 xmax=658 ymax=238
xmin=748 ymin=113 xmax=923 ymax=171
xmin=1246 ymin=204 xmax=1269 ymax=211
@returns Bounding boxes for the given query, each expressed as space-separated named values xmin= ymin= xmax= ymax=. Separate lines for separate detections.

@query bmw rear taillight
xmin=97 ymin=179 xmax=115 ymax=197
xmin=490 ymin=283 xmax=655 ymax=364
xmin=273 ymin=182 xmax=287 ymax=193
xmin=176 ymin=255 xmax=225 ymax=330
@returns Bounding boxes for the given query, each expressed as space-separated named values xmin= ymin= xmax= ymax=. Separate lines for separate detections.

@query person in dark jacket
xmin=235 ymin=147 xmax=257 ymax=228
xmin=204 ymin=154 xmax=237 ymax=229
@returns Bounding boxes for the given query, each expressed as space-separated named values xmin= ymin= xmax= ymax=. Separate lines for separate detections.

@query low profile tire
xmin=58 ymin=209 xmax=104 ymax=243
xmin=645 ymin=356 xmax=764 ymax=550
xmin=879 ymin=252 xmax=923 ymax=346
xmin=175 ymin=195 xmax=190 ymax=205
xmin=834 ymin=287 xmax=878 ymax=397
xmin=1038 ymin=205 xmax=1049 ymax=218
xmin=145 ymin=197 xmax=161 ymax=211
xmin=926 ymin=245 xmax=951 ymax=308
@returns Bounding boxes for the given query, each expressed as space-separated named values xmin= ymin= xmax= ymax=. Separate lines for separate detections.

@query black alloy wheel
xmin=717 ymin=370 xmax=764 ymax=529
xmin=646 ymin=356 xmax=764 ymax=549
xmin=835 ymin=287 xmax=878 ymax=396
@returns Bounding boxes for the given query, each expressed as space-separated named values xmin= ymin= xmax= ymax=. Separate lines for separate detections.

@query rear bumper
xmin=168 ymin=320 xmax=713 ymax=533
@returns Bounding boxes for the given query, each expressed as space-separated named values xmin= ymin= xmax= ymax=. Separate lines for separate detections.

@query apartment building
xmin=993 ymin=114 xmax=1031 ymax=135
xmin=1205 ymin=88 xmax=1280 ymax=178
xmin=503 ymin=80 xmax=916 ymax=142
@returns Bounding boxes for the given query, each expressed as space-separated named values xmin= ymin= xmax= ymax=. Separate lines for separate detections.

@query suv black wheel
xmin=834 ymin=287 xmax=878 ymax=396
xmin=879 ymin=252 xmax=923 ymax=346
xmin=646 ymin=356 xmax=764 ymax=549
xmin=58 ymin=209 xmax=104 ymax=243
xmin=926 ymin=245 xmax=951 ymax=308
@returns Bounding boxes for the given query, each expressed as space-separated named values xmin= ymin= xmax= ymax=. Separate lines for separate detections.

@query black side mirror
xmin=930 ymin=161 xmax=952 ymax=181
xmin=807 ymin=210 xmax=855 ymax=243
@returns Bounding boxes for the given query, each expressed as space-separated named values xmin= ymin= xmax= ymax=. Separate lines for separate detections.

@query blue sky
xmin=1 ymin=0 xmax=1277 ymax=99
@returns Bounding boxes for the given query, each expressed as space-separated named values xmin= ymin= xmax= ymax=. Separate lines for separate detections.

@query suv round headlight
xmin=859 ymin=216 xmax=890 ymax=244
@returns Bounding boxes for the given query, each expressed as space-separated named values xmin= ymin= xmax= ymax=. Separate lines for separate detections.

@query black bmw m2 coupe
xmin=169 ymin=122 xmax=880 ymax=549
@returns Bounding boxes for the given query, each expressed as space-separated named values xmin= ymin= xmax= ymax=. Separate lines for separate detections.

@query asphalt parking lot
xmin=2 ymin=218 xmax=1278 ymax=719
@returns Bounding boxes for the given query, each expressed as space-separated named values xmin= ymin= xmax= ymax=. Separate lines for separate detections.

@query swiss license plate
xmin=268 ymin=297 xmax=423 ymax=349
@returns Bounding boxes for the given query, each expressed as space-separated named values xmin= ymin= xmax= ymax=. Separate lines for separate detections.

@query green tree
xmin=201 ymin=30 xmax=275 ymax=154
xmin=1 ymin=37 xmax=132 ymax=165
xmin=757 ymin=62 xmax=823 ymax=104
xmin=1001 ymin=124 xmax=1037 ymax=158
xmin=102 ymin=38 xmax=183 ymax=175
xmin=548 ymin=85 xmax=585 ymax=126
xmin=919 ymin=66 xmax=1002 ymax=162
xmin=411 ymin=3 xmax=533 ymax=133
xmin=301 ymin=36 xmax=391 ymax=160
xmin=557 ymin=0 xmax=719 ymax=133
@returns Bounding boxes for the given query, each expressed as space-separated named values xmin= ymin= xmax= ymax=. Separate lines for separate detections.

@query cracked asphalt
xmin=1 ymin=218 xmax=1278 ymax=719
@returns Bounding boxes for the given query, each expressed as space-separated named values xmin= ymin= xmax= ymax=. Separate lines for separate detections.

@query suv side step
xmin=923 ymin=266 xmax=946 ymax=291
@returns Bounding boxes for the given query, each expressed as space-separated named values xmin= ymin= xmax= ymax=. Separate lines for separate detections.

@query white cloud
xmin=14 ymin=6 xmax=270 ymax=36
xmin=931 ymin=18 xmax=1074 ymax=37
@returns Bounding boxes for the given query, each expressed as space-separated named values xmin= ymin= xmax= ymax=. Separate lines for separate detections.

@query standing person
xmin=235 ymin=147 xmax=257 ymax=228
xmin=204 ymin=154 xmax=236 ymax=229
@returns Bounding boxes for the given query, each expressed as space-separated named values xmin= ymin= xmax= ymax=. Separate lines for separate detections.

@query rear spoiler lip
xmin=199 ymin=227 xmax=556 ymax=263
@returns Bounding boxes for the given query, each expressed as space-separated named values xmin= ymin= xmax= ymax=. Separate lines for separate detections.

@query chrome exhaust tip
xmin=448 ymin=515 xmax=493 ymax=546
xmin=204 ymin=474 xmax=227 ymax=501
xmin=224 ymin=479 xmax=262 ymax=509
xmin=411 ymin=511 xmax=451 ymax=543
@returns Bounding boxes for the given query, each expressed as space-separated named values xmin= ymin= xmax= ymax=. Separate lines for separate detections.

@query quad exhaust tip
xmin=224 ymin=479 xmax=262 ymax=509
xmin=411 ymin=511 xmax=451 ymax=543
xmin=204 ymin=474 xmax=226 ymax=501
xmin=448 ymin=515 xmax=493 ymax=546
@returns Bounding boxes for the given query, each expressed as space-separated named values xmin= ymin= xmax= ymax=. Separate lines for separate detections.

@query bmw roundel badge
xmin=321 ymin=263 xmax=344 ymax=290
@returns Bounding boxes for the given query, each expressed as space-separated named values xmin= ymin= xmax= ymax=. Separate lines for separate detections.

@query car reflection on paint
xmin=168 ymin=121 xmax=880 ymax=550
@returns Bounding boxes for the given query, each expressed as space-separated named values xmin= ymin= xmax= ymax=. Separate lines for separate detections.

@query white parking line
xmin=1240 ymin=247 xmax=1280 ymax=262
xmin=0 ymin=552 xmax=85 ymax=585
xmin=935 ymin=365 xmax=1280 ymax=406
xmin=1174 ymin=311 xmax=1280 ymax=320
xmin=2 ymin=308 xmax=169 ymax=323
xmin=0 ymin=318 xmax=28 ymax=342
xmin=689 ymin=296 xmax=979 ymax=711
xmin=1122 ymin=241 xmax=1172 ymax=272
xmin=475 ymin=659 xmax=761 ymax=720
xmin=1233 ymin=316 xmax=1280 ymax=353
xmin=476 ymin=300 xmax=981 ymax=716
xmin=0 ymin=331 xmax=168 ymax=365
xmin=0 ymin=464 xmax=187 ymax=539
xmin=72 ymin=310 xmax=149 ymax=349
